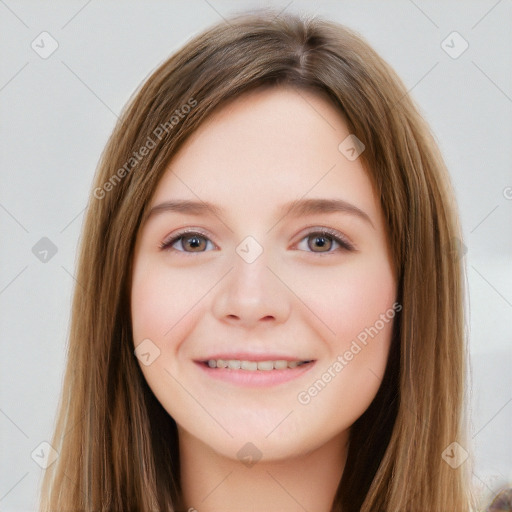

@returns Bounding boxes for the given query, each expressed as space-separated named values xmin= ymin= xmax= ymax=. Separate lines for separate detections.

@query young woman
xmin=38 ymin=9 xmax=477 ymax=512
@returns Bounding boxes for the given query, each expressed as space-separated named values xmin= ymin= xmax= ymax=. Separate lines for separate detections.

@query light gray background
xmin=1 ymin=1 xmax=511 ymax=510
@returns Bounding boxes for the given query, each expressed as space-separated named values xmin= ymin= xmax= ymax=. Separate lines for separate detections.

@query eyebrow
xmin=145 ymin=198 xmax=374 ymax=229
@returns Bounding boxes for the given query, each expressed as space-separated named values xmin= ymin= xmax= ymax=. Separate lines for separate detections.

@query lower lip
xmin=194 ymin=361 xmax=316 ymax=387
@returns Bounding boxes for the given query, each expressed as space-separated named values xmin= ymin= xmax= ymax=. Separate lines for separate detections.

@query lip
xmin=194 ymin=359 xmax=317 ymax=388
xmin=196 ymin=352 xmax=311 ymax=362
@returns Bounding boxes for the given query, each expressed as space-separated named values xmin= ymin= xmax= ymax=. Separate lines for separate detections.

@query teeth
xmin=273 ymin=360 xmax=288 ymax=370
xmin=241 ymin=360 xmax=258 ymax=371
xmin=257 ymin=361 xmax=274 ymax=371
xmin=228 ymin=360 xmax=241 ymax=369
xmin=206 ymin=359 xmax=310 ymax=370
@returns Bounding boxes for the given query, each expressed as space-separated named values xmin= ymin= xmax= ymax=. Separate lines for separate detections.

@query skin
xmin=131 ymin=86 xmax=397 ymax=512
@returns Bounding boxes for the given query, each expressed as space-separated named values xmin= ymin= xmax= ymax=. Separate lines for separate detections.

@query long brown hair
xmin=38 ymin=9 xmax=475 ymax=511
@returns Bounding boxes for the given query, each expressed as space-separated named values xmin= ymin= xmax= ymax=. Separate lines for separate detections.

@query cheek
xmin=130 ymin=260 xmax=211 ymax=415
xmin=290 ymin=254 xmax=396 ymax=419
xmin=289 ymin=253 xmax=396 ymax=348
xmin=131 ymin=260 xmax=209 ymax=346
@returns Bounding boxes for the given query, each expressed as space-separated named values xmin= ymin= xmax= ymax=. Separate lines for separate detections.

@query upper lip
xmin=197 ymin=352 xmax=314 ymax=362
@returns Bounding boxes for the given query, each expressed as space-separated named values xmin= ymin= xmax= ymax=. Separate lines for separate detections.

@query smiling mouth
xmin=201 ymin=359 xmax=315 ymax=371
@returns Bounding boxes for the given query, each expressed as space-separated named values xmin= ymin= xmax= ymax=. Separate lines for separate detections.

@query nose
xmin=211 ymin=248 xmax=291 ymax=328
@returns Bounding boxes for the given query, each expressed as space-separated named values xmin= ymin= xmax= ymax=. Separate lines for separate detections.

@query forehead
xmin=149 ymin=86 xmax=380 ymax=227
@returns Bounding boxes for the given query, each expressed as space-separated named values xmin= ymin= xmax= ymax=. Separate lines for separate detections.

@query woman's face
xmin=131 ymin=86 xmax=397 ymax=462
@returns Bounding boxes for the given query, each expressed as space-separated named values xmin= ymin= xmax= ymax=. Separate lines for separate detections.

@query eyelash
xmin=159 ymin=227 xmax=355 ymax=255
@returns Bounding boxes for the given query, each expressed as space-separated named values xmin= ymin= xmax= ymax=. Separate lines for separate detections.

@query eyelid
xmin=159 ymin=226 xmax=355 ymax=254
xmin=159 ymin=227 xmax=215 ymax=251
xmin=294 ymin=226 xmax=355 ymax=252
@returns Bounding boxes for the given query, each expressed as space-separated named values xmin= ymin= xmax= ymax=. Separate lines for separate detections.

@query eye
xmin=159 ymin=227 xmax=355 ymax=254
xmin=296 ymin=228 xmax=354 ymax=254
xmin=159 ymin=229 xmax=216 ymax=253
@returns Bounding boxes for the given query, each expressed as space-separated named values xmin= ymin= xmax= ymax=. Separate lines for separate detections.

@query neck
xmin=177 ymin=428 xmax=348 ymax=512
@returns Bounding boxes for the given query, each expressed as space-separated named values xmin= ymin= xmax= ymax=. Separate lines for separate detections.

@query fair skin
xmin=131 ymin=86 xmax=397 ymax=512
